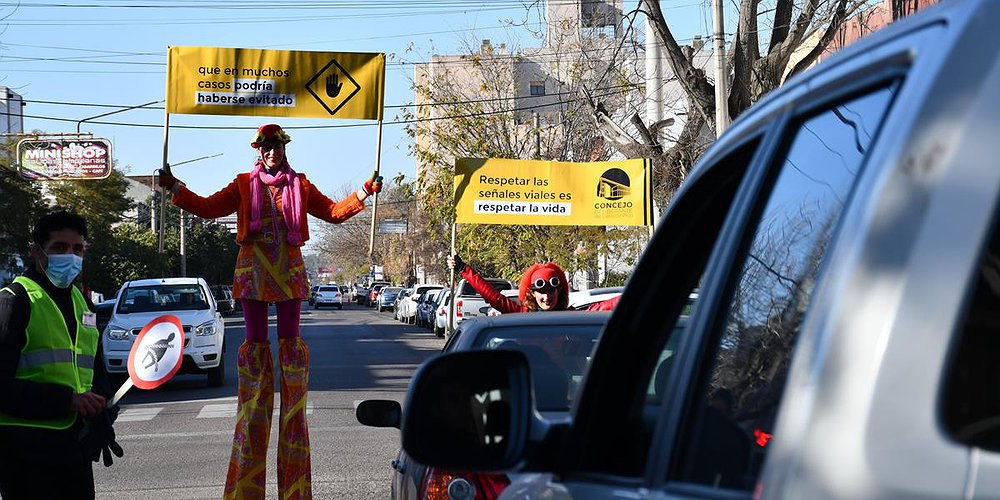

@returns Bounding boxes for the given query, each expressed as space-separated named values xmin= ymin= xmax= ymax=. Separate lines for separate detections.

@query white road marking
xmin=196 ymin=403 xmax=237 ymax=419
xmin=117 ymin=407 xmax=162 ymax=422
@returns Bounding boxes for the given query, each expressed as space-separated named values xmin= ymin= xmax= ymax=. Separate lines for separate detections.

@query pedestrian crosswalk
xmin=117 ymin=403 xmax=315 ymax=422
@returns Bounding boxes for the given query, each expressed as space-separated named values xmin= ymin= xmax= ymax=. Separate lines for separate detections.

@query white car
xmin=313 ymin=284 xmax=343 ymax=309
xmin=398 ymin=284 xmax=443 ymax=324
xmin=102 ymin=277 xmax=226 ymax=387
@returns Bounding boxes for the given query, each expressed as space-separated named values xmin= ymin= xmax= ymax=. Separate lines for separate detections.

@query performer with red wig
xmin=447 ymin=254 xmax=619 ymax=313
xmin=159 ymin=124 xmax=382 ymax=500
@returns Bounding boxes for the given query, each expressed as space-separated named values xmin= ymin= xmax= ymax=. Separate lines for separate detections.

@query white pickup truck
xmin=451 ymin=277 xmax=516 ymax=326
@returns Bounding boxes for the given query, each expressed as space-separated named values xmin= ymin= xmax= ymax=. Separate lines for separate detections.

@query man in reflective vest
xmin=0 ymin=210 xmax=120 ymax=499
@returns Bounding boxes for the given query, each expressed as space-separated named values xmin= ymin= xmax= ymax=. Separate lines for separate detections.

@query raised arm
xmin=162 ymin=171 xmax=240 ymax=219
xmin=451 ymin=254 xmax=523 ymax=314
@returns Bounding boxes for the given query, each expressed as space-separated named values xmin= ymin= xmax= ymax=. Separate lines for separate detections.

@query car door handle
xmin=391 ymin=459 xmax=406 ymax=473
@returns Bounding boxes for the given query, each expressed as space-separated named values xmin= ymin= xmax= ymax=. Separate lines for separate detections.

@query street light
xmin=76 ymin=100 xmax=162 ymax=135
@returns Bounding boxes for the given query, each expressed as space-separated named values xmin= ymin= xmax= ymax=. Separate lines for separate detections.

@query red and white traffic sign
xmin=126 ymin=314 xmax=185 ymax=390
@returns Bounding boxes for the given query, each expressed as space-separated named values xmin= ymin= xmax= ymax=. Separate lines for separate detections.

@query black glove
xmin=452 ymin=254 xmax=466 ymax=273
xmin=82 ymin=404 xmax=124 ymax=467
xmin=157 ymin=168 xmax=178 ymax=190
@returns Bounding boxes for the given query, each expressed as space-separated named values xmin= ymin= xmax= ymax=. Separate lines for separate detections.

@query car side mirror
xmin=356 ymin=399 xmax=401 ymax=429
xmin=402 ymin=350 xmax=532 ymax=472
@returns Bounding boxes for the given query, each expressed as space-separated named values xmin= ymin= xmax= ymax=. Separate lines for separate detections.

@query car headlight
xmin=107 ymin=325 xmax=130 ymax=340
xmin=195 ymin=320 xmax=218 ymax=336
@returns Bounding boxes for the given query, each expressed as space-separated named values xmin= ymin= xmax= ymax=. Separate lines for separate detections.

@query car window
xmin=945 ymin=207 xmax=1000 ymax=450
xmin=671 ymin=84 xmax=898 ymax=491
xmin=480 ymin=324 xmax=602 ymax=411
xmin=319 ymin=286 xmax=338 ymax=292
xmin=572 ymin=137 xmax=761 ymax=477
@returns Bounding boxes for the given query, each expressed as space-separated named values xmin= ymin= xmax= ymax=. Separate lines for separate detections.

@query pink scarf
xmin=249 ymin=159 xmax=304 ymax=246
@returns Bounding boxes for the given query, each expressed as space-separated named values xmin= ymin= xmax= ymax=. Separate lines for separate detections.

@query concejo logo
xmin=596 ymin=168 xmax=631 ymax=200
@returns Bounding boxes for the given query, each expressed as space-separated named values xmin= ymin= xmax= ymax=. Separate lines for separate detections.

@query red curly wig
xmin=518 ymin=262 xmax=570 ymax=311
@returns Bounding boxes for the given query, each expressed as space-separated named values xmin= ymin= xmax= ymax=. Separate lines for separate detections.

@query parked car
xmin=416 ymin=289 xmax=442 ymax=329
xmin=378 ymin=287 xmax=403 ymax=312
xmin=432 ymin=289 xmax=453 ymax=338
xmin=354 ymin=283 xmax=369 ymax=305
xmin=313 ymin=284 xmax=343 ymax=309
xmin=94 ymin=298 xmax=116 ymax=336
xmin=368 ymin=282 xmax=390 ymax=308
xmin=210 ymin=285 xmax=235 ymax=316
xmin=357 ymin=311 xmax=612 ymax=500
xmin=400 ymin=285 xmax=444 ymax=325
xmin=308 ymin=285 xmax=320 ymax=306
xmin=395 ymin=2 xmax=1000 ymax=498
xmin=102 ymin=277 xmax=226 ymax=387
xmin=393 ymin=288 xmax=413 ymax=320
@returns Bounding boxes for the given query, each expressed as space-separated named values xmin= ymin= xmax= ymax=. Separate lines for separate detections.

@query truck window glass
xmin=945 ymin=207 xmax=1000 ymax=450
xmin=672 ymin=84 xmax=897 ymax=490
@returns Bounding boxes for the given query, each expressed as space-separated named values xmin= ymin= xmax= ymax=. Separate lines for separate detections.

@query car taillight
xmin=455 ymin=300 xmax=463 ymax=317
xmin=420 ymin=468 xmax=509 ymax=500
xmin=335 ymin=293 xmax=341 ymax=297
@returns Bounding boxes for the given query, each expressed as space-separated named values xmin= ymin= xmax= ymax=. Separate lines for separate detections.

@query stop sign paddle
xmin=109 ymin=314 xmax=185 ymax=406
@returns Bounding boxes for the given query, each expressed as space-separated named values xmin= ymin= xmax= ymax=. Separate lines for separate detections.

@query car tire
xmin=207 ymin=359 xmax=225 ymax=387
xmin=434 ymin=324 xmax=444 ymax=338
xmin=337 ymin=304 xmax=342 ymax=310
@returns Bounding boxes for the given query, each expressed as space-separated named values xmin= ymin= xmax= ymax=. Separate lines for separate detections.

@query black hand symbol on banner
xmin=326 ymin=73 xmax=343 ymax=98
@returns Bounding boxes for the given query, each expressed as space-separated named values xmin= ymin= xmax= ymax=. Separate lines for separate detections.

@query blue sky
xmin=2 ymin=1 xmax=710 ymax=201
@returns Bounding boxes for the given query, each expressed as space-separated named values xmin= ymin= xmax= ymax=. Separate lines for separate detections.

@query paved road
xmin=94 ymin=302 xmax=443 ymax=499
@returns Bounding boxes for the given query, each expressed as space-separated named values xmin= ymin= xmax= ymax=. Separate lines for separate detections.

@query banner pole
xmin=158 ymin=112 xmax=170 ymax=253
xmin=368 ymin=119 xmax=383 ymax=261
xmin=448 ymin=222 xmax=456 ymax=335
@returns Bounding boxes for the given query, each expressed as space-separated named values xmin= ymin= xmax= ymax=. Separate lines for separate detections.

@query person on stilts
xmin=159 ymin=124 xmax=382 ymax=499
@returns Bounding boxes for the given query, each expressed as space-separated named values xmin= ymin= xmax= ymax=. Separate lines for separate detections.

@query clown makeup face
xmin=258 ymin=140 xmax=286 ymax=169
xmin=532 ymin=286 xmax=559 ymax=310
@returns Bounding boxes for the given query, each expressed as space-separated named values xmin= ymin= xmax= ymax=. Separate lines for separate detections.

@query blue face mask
xmin=43 ymin=251 xmax=84 ymax=288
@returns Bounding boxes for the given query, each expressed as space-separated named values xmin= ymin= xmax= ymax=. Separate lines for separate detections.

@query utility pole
xmin=532 ymin=112 xmax=541 ymax=159
xmin=712 ymin=0 xmax=730 ymax=136
xmin=645 ymin=6 xmax=664 ymax=136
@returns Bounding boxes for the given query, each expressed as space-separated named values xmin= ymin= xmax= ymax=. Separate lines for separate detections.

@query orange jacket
xmin=172 ymin=172 xmax=364 ymax=246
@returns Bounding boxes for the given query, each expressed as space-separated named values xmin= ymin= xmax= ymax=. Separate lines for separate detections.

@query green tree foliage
xmin=45 ymin=169 xmax=135 ymax=295
xmin=0 ymin=176 xmax=47 ymax=279
xmin=183 ymin=219 xmax=239 ymax=286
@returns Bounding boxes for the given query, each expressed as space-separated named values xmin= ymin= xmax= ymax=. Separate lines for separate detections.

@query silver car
xmin=398 ymin=1 xmax=1000 ymax=497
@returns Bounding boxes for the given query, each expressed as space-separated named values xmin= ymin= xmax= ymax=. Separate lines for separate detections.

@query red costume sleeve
xmin=173 ymin=178 xmax=240 ymax=219
xmin=459 ymin=265 xmax=525 ymax=313
xmin=582 ymin=295 xmax=620 ymax=311
xmin=303 ymin=177 xmax=365 ymax=223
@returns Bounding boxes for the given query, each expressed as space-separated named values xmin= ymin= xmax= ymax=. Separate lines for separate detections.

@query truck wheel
xmin=207 ymin=360 xmax=225 ymax=387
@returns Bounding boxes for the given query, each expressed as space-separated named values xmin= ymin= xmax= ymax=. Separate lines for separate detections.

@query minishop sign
xmin=17 ymin=138 xmax=113 ymax=181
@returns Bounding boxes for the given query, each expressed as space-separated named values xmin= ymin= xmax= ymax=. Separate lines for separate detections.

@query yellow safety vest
xmin=0 ymin=276 xmax=99 ymax=429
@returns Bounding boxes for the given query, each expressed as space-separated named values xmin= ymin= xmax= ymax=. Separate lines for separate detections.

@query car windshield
xmin=117 ymin=284 xmax=210 ymax=313
xmin=476 ymin=324 xmax=601 ymax=411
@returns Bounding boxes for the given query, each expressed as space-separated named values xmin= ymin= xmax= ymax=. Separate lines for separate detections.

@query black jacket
xmin=0 ymin=267 xmax=111 ymax=463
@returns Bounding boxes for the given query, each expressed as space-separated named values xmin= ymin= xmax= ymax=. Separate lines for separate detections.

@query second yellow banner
xmin=455 ymin=158 xmax=653 ymax=226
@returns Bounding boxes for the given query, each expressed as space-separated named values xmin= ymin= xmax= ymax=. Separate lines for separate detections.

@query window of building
xmin=530 ymin=81 xmax=545 ymax=96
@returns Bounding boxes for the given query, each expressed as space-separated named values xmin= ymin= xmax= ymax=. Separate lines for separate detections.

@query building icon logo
xmin=596 ymin=168 xmax=631 ymax=200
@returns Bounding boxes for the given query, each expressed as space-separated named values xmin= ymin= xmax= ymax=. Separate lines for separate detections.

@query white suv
xmin=313 ymin=284 xmax=343 ymax=309
xmin=102 ymin=277 xmax=226 ymax=387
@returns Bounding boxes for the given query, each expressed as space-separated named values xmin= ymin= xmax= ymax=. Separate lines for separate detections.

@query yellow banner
xmin=166 ymin=46 xmax=384 ymax=120
xmin=455 ymin=158 xmax=653 ymax=226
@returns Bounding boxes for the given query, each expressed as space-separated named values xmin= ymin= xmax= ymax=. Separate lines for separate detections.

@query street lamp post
xmin=76 ymin=100 xmax=162 ymax=135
